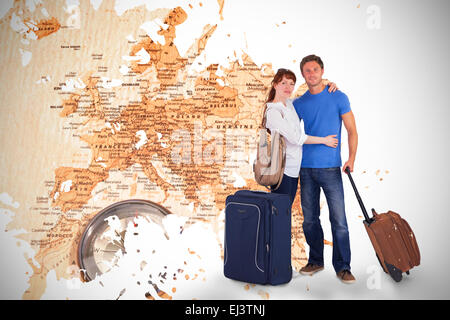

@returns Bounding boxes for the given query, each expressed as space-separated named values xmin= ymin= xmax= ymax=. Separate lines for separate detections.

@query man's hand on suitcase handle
xmin=343 ymin=160 xmax=354 ymax=173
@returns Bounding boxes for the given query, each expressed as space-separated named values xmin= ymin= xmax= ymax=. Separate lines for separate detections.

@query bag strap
xmin=261 ymin=104 xmax=267 ymax=129
xmin=261 ymin=104 xmax=285 ymax=130
xmin=259 ymin=104 xmax=287 ymax=191
xmin=269 ymin=136 xmax=286 ymax=191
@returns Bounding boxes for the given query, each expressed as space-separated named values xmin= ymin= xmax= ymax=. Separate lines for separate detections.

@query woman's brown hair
xmin=261 ymin=68 xmax=297 ymax=129
xmin=265 ymin=68 xmax=297 ymax=103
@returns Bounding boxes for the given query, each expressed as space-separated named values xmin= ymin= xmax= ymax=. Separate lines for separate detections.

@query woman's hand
xmin=304 ymin=134 xmax=338 ymax=147
xmin=327 ymin=82 xmax=339 ymax=93
xmin=323 ymin=135 xmax=338 ymax=148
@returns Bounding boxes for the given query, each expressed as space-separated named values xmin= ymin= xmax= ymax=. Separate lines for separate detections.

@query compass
xmin=78 ymin=199 xmax=172 ymax=281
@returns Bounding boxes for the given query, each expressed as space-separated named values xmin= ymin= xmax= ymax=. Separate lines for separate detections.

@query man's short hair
xmin=300 ymin=55 xmax=324 ymax=73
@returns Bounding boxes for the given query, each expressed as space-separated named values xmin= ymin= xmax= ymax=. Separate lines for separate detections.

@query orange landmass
xmin=50 ymin=167 xmax=108 ymax=213
xmin=34 ymin=17 xmax=61 ymax=39
xmin=22 ymin=214 xmax=94 ymax=299
xmin=60 ymin=94 xmax=80 ymax=118
xmin=59 ymin=74 xmax=103 ymax=119
xmin=217 ymin=0 xmax=225 ymax=20
xmin=129 ymin=7 xmax=189 ymax=85
xmin=22 ymin=17 xmax=61 ymax=40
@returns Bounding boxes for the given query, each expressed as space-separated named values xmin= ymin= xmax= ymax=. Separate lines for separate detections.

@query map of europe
xmin=0 ymin=0 xmax=326 ymax=299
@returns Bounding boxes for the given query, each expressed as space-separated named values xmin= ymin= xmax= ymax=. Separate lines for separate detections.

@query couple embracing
xmin=265 ymin=55 xmax=358 ymax=284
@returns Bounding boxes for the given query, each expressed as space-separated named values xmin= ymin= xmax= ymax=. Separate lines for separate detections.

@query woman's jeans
xmin=299 ymin=167 xmax=351 ymax=273
xmin=271 ymin=174 xmax=299 ymax=207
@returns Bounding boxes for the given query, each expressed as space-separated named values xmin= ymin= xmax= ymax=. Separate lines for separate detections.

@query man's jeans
xmin=300 ymin=167 xmax=351 ymax=273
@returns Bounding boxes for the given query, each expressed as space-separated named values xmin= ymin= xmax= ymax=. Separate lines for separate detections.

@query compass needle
xmin=115 ymin=229 xmax=125 ymax=241
xmin=100 ymin=249 xmax=119 ymax=253
xmin=113 ymin=239 xmax=125 ymax=248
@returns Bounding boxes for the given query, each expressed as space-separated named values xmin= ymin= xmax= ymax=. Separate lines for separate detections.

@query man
xmin=293 ymin=55 xmax=358 ymax=284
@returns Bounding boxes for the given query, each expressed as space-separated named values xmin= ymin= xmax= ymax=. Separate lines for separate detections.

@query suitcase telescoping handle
xmin=344 ymin=167 xmax=373 ymax=224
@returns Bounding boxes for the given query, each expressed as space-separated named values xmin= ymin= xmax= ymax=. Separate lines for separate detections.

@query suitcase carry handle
xmin=344 ymin=167 xmax=373 ymax=224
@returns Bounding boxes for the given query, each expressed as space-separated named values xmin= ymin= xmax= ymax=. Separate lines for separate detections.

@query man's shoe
xmin=300 ymin=263 xmax=324 ymax=276
xmin=337 ymin=270 xmax=356 ymax=284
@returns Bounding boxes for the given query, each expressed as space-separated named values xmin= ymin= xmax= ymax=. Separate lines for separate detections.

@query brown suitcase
xmin=345 ymin=168 xmax=420 ymax=282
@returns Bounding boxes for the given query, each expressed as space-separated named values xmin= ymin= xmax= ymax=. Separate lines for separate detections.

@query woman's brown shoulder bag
xmin=253 ymin=106 xmax=286 ymax=190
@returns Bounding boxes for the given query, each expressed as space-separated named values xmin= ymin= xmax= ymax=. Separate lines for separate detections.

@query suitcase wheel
xmin=385 ymin=262 xmax=403 ymax=282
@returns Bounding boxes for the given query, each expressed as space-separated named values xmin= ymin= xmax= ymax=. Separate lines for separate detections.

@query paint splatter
xmin=258 ymin=290 xmax=270 ymax=300
xmin=145 ymin=292 xmax=155 ymax=300
xmin=153 ymin=284 xmax=172 ymax=300
xmin=116 ymin=288 xmax=126 ymax=300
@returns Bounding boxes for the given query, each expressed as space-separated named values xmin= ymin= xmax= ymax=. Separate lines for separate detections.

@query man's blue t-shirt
xmin=293 ymin=86 xmax=351 ymax=168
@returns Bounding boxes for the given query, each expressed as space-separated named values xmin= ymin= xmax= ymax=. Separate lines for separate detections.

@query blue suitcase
xmin=224 ymin=190 xmax=292 ymax=285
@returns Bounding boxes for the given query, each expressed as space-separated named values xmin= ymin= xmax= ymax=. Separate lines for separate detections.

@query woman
xmin=264 ymin=68 xmax=338 ymax=204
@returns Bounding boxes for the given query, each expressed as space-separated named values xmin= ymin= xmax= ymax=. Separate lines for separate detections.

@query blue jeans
xmin=271 ymin=174 xmax=299 ymax=207
xmin=300 ymin=167 xmax=351 ymax=273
